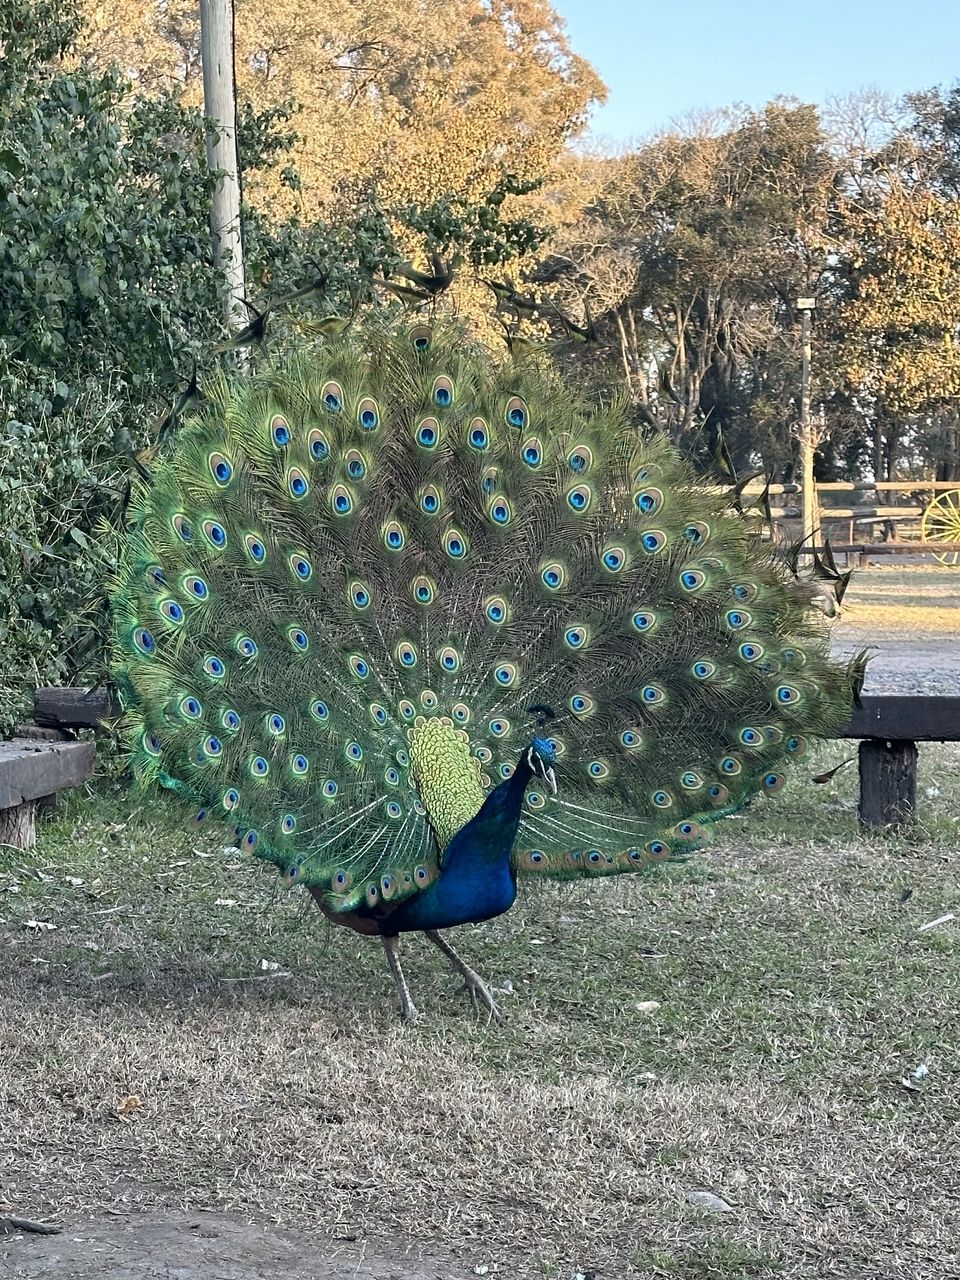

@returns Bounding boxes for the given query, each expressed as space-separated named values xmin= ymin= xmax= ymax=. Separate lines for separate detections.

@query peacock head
xmin=526 ymin=736 xmax=558 ymax=795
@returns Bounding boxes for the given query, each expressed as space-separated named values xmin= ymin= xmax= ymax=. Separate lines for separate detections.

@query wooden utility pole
xmin=200 ymin=0 xmax=246 ymax=335
xmin=797 ymin=297 xmax=818 ymax=545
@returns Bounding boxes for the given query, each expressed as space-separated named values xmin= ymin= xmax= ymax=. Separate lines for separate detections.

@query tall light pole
xmin=200 ymin=0 xmax=246 ymax=336
xmin=797 ymin=297 xmax=818 ymax=545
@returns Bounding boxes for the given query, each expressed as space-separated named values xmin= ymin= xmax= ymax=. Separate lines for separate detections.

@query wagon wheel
xmin=921 ymin=488 xmax=960 ymax=566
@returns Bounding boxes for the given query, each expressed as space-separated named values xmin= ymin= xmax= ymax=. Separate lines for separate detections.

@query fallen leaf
xmin=635 ymin=1000 xmax=661 ymax=1013
xmin=686 ymin=1190 xmax=734 ymax=1213
xmin=115 ymin=1095 xmax=141 ymax=1116
xmin=215 ymin=898 xmax=238 ymax=907
xmin=23 ymin=921 xmax=56 ymax=932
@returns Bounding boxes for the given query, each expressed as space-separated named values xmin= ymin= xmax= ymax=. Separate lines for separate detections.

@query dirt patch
xmin=1 ymin=1212 xmax=464 ymax=1280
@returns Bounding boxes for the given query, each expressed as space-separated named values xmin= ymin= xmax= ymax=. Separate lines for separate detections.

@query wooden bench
xmin=0 ymin=688 xmax=116 ymax=850
xmin=839 ymin=696 xmax=960 ymax=827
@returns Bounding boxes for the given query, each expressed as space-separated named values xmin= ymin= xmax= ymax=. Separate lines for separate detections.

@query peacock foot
xmin=461 ymin=973 xmax=502 ymax=1022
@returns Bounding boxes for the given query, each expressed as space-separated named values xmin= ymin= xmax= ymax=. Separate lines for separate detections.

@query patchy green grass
xmin=1 ymin=737 xmax=958 ymax=1278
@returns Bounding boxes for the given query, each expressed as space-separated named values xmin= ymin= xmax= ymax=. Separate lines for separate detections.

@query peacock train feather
xmin=111 ymin=317 xmax=851 ymax=1012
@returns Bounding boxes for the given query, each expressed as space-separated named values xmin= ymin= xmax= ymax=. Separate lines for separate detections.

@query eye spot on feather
xmin=291 ymin=753 xmax=309 ymax=775
xmin=280 ymin=814 xmax=297 ymax=834
xmin=159 ymin=599 xmax=184 ymax=625
xmin=444 ymin=528 xmax=468 ymax=560
xmin=234 ymin=635 xmax=257 ymax=659
xmin=321 ymin=381 xmax=343 ymax=413
xmin=692 ymin=659 xmax=716 ymax=679
xmin=288 ymin=555 xmax=313 ymax=586
xmin=489 ymin=717 xmax=510 ymax=737
xmin=271 ymin=414 xmax=290 ymax=447
xmin=438 ymin=646 xmax=461 ymax=673
xmin=433 ymin=375 xmax=454 ymax=407
xmin=146 ymin=565 xmax=166 ymax=589
xmin=201 ymin=520 xmax=227 ymax=549
xmin=266 ymin=712 xmax=285 ymax=735
xmin=410 ymin=325 xmax=432 ymax=352
xmin=620 ymin=729 xmax=643 ymax=750
xmin=398 ymin=702 xmax=415 ymax=723
xmin=493 ymin=662 xmax=518 ymax=687
xmin=467 ymin=418 xmax=490 ymax=451
xmin=521 ymin=436 xmax=543 ymax=468
xmin=602 ymin=545 xmax=627 ymax=573
xmin=358 ymin=397 xmax=379 ymax=430
xmin=524 ymin=849 xmax=547 ymax=868
xmin=763 ymin=772 xmax=786 ymax=793
xmin=202 ymin=654 xmax=225 ymax=679
xmin=652 ymin=789 xmax=672 ymax=807
xmin=588 ymin=760 xmax=610 ymax=780
xmin=475 ymin=746 xmax=493 ymax=764
xmin=566 ymin=484 xmax=592 ymax=513
xmin=777 ymin=684 xmax=800 ymax=705
xmin=349 ymin=654 xmax=370 ymax=680
xmin=287 ymin=626 xmax=309 ymax=652
xmin=526 ymin=792 xmax=546 ymax=810
xmin=739 ymin=727 xmax=763 ymax=747
xmin=646 ymin=840 xmax=669 ymax=861
xmin=488 ymin=496 xmax=512 ymax=526
xmin=323 ymin=780 xmax=339 ymax=798
xmin=631 ymin=610 xmax=656 ymax=632
xmin=208 ymin=453 xmax=232 ymax=487
xmin=505 ymin=396 xmax=527 ymax=428
xmin=781 ymin=647 xmax=807 ymax=666
xmin=182 ymin=575 xmax=208 ymax=602
xmin=142 ymin=731 xmax=162 ymax=756
xmin=738 ymin=642 xmax=763 ymax=663
xmin=587 ymin=850 xmax=603 ymax=865
xmin=411 ymin=575 xmax=435 ymax=606
xmin=733 ymin=583 xmax=758 ymax=602
xmin=484 ymin=595 xmax=509 ymax=624
xmin=641 ymin=530 xmax=666 ymax=553
xmin=420 ymin=689 xmax=439 ymax=711
xmin=345 ymin=450 xmax=368 ymax=481
xmin=416 ymin=417 xmax=439 ymax=449
xmin=397 ymin=641 xmax=418 ymax=668
xmin=180 ymin=696 xmax=202 ymax=720
xmin=564 ymin=625 xmax=588 ymax=650
xmin=330 ymin=483 xmax=352 ymax=514
xmin=568 ymin=693 xmax=595 ymax=717
xmin=242 ymin=830 xmax=258 ymax=852
xmin=641 ymin=684 xmax=665 ymax=705
xmin=288 ymin=468 xmax=309 ymax=499
xmin=786 ymin=734 xmax=807 ymax=756
xmin=250 ymin=756 xmax=269 ymax=778
xmin=345 ymin=742 xmax=363 ymax=763
xmin=567 ymin=445 xmax=593 ymax=473
xmin=451 ymin=702 xmax=471 ymax=725
xmin=308 ymin=429 xmax=330 ymax=462
xmin=498 ymin=762 xmax=515 ymax=779
xmin=685 ymin=521 xmax=710 ymax=544
xmin=201 ymin=735 xmax=222 ymax=758
xmin=675 ymin=820 xmax=701 ymax=840
xmin=418 ymin=484 xmax=442 ymax=515
xmin=369 ymin=702 xmax=388 ymax=728
xmin=681 ymin=770 xmax=703 ymax=790
xmin=721 ymin=755 xmax=742 ymax=776
xmin=222 ymin=788 xmax=240 ymax=810
xmin=726 ymin=609 xmax=751 ymax=630
xmin=541 ymin=562 xmax=566 ymax=591
xmin=384 ymin=766 xmax=401 ymax=787
xmin=171 ymin=514 xmax=196 ymax=548
xmin=243 ymin=533 xmax=267 ymax=563
xmin=221 ymin=709 xmax=240 ymax=731
xmin=309 ymin=699 xmax=329 ymax=723
xmin=383 ymin=520 xmax=406 ymax=551
xmin=385 ymin=800 xmax=403 ymax=821
xmin=350 ymin=580 xmax=371 ymax=610
xmin=634 ymin=486 xmax=662 ymax=514
xmin=680 ymin=569 xmax=706 ymax=592
xmin=708 ymin=783 xmax=730 ymax=806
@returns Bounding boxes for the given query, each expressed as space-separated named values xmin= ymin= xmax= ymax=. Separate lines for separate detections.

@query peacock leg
xmin=381 ymin=934 xmax=419 ymax=1023
xmin=423 ymin=929 xmax=502 ymax=1021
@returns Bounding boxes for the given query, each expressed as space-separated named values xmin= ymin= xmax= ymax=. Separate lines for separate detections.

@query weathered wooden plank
xmin=858 ymin=739 xmax=918 ymax=827
xmin=0 ymin=739 xmax=95 ymax=810
xmin=0 ymin=802 xmax=36 ymax=850
xmin=33 ymin=686 xmax=118 ymax=730
xmin=839 ymin=696 xmax=960 ymax=743
xmin=798 ymin=542 xmax=960 ymax=556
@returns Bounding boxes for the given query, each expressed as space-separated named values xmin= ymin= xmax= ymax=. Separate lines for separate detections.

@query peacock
xmin=110 ymin=316 xmax=852 ymax=1021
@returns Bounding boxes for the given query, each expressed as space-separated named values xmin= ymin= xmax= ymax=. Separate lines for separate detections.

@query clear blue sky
xmin=553 ymin=0 xmax=960 ymax=144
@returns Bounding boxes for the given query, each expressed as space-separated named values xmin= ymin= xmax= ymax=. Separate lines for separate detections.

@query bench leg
xmin=858 ymin=739 xmax=917 ymax=827
xmin=0 ymin=800 xmax=37 ymax=850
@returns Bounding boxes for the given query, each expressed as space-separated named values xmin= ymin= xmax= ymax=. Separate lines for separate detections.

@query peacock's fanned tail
xmin=111 ymin=318 xmax=851 ymax=914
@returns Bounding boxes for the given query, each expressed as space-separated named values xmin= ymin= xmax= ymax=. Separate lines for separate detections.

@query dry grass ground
xmin=1 ymin=563 xmax=958 ymax=1279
